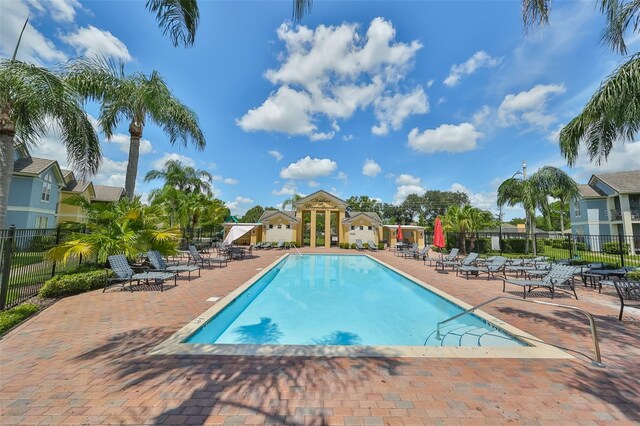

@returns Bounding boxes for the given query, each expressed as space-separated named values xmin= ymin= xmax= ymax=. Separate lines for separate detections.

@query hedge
xmin=445 ymin=235 xmax=492 ymax=254
xmin=627 ymin=271 xmax=640 ymax=281
xmin=602 ymin=242 xmax=631 ymax=255
xmin=39 ymin=270 xmax=105 ymax=298
xmin=0 ymin=303 xmax=39 ymax=336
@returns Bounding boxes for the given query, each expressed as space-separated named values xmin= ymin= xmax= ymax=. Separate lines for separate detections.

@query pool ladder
xmin=436 ymin=296 xmax=605 ymax=367
xmin=289 ymin=243 xmax=303 ymax=257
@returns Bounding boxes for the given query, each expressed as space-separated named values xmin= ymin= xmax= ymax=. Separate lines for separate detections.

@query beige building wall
xmin=57 ymin=191 xmax=91 ymax=224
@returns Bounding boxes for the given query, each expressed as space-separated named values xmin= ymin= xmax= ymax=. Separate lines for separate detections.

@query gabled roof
xmin=259 ymin=210 xmax=299 ymax=223
xmin=63 ymin=180 xmax=95 ymax=196
xmin=578 ymin=184 xmax=606 ymax=198
xmin=293 ymin=189 xmax=347 ymax=208
xmin=61 ymin=169 xmax=74 ymax=183
xmin=93 ymin=185 xmax=125 ymax=202
xmin=590 ymin=170 xmax=640 ymax=194
xmin=13 ymin=157 xmax=65 ymax=185
xmin=343 ymin=211 xmax=382 ymax=224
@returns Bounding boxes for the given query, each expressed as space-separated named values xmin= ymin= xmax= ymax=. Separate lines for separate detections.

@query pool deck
xmin=1 ymin=248 xmax=639 ymax=425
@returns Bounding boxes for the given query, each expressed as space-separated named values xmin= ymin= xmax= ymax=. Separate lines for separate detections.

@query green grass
xmin=0 ymin=303 xmax=39 ymax=336
xmin=489 ymin=247 xmax=640 ymax=267
xmin=11 ymin=252 xmax=45 ymax=268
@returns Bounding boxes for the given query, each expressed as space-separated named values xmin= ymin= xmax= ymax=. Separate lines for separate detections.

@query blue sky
xmin=2 ymin=0 xmax=639 ymax=218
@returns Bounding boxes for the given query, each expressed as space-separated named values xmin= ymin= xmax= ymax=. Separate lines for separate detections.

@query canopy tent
xmin=223 ymin=225 xmax=255 ymax=245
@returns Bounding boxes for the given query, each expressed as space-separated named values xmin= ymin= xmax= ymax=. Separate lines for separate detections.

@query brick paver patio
xmin=1 ymin=248 xmax=639 ymax=425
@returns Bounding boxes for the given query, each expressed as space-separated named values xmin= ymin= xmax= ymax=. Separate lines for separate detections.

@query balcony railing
xmin=609 ymin=209 xmax=640 ymax=220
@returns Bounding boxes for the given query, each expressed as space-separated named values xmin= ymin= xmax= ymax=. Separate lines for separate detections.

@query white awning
xmin=223 ymin=225 xmax=255 ymax=245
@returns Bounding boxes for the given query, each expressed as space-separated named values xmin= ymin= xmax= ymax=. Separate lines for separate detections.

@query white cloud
xmin=472 ymin=105 xmax=491 ymax=126
xmin=0 ymin=0 xmax=67 ymax=64
xmin=394 ymin=184 xmax=427 ymax=204
xmin=280 ymin=156 xmax=338 ymax=180
xmin=237 ymin=18 xmax=424 ymax=139
xmin=108 ymin=134 xmax=153 ymax=155
xmin=268 ymin=150 xmax=283 ymax=161
xmin=336 ymin=171 xmax=348 ymax=183
xmin=547 ymin=123 xmax=564 ymax=143
xmin=443 ymin=51 xmax=502 ymax=87
xmin=93 ymin=157 xmax=127 ymax=187
xmin=407 ymin=123 xmax=483 ymax=154
xmin=45 ymin=0 xmax=82 ymax=22
xmin=426 ymin=79 xmax=434 ymax=88
xmin=307 ymin=180 xmax=320 ymax=187
xmin=395 ymin=174 xmax=421 ymax=185
xmin=223 ymin=178 xmax=239 ymax=185
xmin=342 ymin=134 xmax=354 ymax=141
xmin=572 ymin=140 xmax=640 ymax=181
xmin=497 ymin=84 xmax=566 ymax=129
xmin=362 ymin=159 xmax=382 ymax=177
xmin=449 ymin=183 xmax=498 ymax=213
xmin=371 ymin=88 xmax=428 ymax=135
xmin=152 ymin=153 xmax=195 ymax=169
xmin=226 ymin=196 xmax=253 ymax=216
xmin=273 ymin=181 xmax=297 ymax=196
xmin=61 ymin=25 xmax=132 ymax=62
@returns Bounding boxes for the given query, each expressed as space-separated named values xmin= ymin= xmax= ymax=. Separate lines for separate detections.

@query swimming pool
xmin=187 ymin=254 xmax=523 ymax=347
xmin=152 ymin=254 xmax=571 ymax=358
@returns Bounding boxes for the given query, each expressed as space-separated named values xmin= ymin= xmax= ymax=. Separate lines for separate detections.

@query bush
xmin=29 ymin=235 xmax=55 ymax=251
xmin=445 ymin=235 xmax=492 ymax=254
xmin=363 ymin=243 xmax=370 ymax=249
xmin=0 ymin=303 xmax=39 ymax=336
xmin=602 ymin=241 xmax=631 ymax=255
xmin=378 ymin=243 xmax=384 ymax=250
xmin=39 ymin=270 xmax=106 ymax=298
xmin=501 ymin=238 xmax=530 ymax=254
xmin=627 ymin=271 xmax=640 ymax=281
xmin=350 ymin=243 xmax=357 ymax=249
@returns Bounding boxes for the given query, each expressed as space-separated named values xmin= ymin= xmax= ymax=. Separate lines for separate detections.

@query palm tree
xmin=442 ymin=205 xmax=473 ymax=255
xmin=146 ymin=0 xmax=200 ymax=48
xmin=0 ymin=59 xmax=101 ymax=229
xmin=282 ymin=194 xmax=303 ymax=210
xmin=522 ymin=0 xmax=639 ymax=165
xmin=65 ymin=58 xmax=206 ymax=199
xmin=144 ymin=159 xmax=212 ymax=195
xmin=497 ymin=166 xmax=578 ymax=254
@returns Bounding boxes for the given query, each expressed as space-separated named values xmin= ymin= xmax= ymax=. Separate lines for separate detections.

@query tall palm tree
xmin=282 ymin=194 xmax=303 ymax=210
xmin=497 ymin=166 xmax=578 ymax=253
xmin=522 ymin=0 xmax=639 ymax=165
xmin=146 ymin=0 xmax=200 ymax=48
xmin=442 ymin=205 xmax=473 ymax=254
xmin=65 ymin=58 xmax=206 ymax=199
xmin=144 ymin=159 xmax=212 ymax=195
xmin=0 ymin=59 xmax=101 ymax=229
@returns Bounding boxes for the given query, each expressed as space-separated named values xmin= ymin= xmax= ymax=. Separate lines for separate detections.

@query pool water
xmin=186 ymin=255 xmax=526 ymax=347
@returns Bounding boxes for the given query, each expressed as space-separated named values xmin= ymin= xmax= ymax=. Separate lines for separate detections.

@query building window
xmin=269 ymin=224 xmax=273 ymax=229
xmin=41 ymin=175 xmax=52 ymax=202
xmin=574 ymin=201 xmax=581 ymax=217
xmin=35 ymin=216 xmax=48 ymax=229
xmin=351 ymin=226 xmax=355 ymax=230
xmin=368 ymin=226 xmax=372 ymax=230
xmin=277 ymin=225 xmax=282 ymax=229
xmin=360 ymin=226 xmax=364 ymax=230
xmin=286 ymin=224 xmax=290 ymax=229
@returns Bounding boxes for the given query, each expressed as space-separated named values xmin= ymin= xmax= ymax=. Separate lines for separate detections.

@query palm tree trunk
xmin=125 ymin=122 xmax=143 ymax=199
xmin=0 ymin=129 xmax=15 ymax=230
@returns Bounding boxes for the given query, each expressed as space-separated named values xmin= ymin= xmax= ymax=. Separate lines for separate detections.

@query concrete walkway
xmin=1 ymin=248 xmax=638 ymax=425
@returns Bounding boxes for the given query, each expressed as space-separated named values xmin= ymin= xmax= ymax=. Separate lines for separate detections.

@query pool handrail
xmin=435 ymin=295 xmax=604 ymax=367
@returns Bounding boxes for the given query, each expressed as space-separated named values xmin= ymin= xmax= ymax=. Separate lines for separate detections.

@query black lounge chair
xmin=611 ymin=279 xmax=640 ymax=320
xmin=147 ymin=250 xmax=201 ymax=281
xmin=188 ymin=245 xmax=228 ymax=268
xmin=105 ymin=254 xmax=177 ymax=292
xmin=502 ymin=265 xmax=581 ymax=299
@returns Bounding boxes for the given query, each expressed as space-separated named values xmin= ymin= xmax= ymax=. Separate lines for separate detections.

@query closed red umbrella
xmin=433 ymin=217 xmax=445 ymax=249
xmin=397 ymin=225 xmax=403 ymax=243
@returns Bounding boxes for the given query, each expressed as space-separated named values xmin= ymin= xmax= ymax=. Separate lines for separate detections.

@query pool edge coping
xmin=150 ymin=253 xmax=573 ymax=359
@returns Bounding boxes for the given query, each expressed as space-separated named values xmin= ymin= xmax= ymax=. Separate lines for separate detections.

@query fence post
xmin=0 ymin=225 xmax=16 ymax=311
xmin=51 ymin=225 xmax=61 ymax=277
xmin=567 ymin=234 xmax=574 ymax=260
xmin=618 ymin=234 xmax=625 ymax=267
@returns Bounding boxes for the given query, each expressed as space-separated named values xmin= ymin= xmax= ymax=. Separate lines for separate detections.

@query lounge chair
xmin=424 ymin=248 xmax=459 ymax=266
xmin=147 ymin=250 xmax=201 ymax=281
xmin=502 ymin=265 xmax=581 ymax=299
xmin=105 ymin=254 xmax=177 ymax=292
xmin=602 ymin=279 xmax=640 ymax=320
xmin=437 ymin=252 xmax=478 ymax=271
xmin=412 ymin=246 xmax=429 ymax=260
xmin=457 ymin=256 xmax=507 ymax=280
xmin=398 ymin=243 xmax=419 ymax=258
xmin=367 ymin=241 xmax=378 ymax=251
xmin=355 ymin=239 xmax=366 ymax=251
xmin=188 ymin=245 xmax=228 ymax=268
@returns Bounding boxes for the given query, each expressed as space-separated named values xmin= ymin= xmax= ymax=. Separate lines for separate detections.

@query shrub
xmin=39 ymin=270 xmax=106 ymax=298
xmin=350 ymin=243 xmax=357 ymax=249
xmin=378 ymin=243 xmax=384 ymax=250
xmin=29 ymin=235 xmax=56 ymax=251
xmin=627 ymin=271 xmax=640 ymax=280
xmin=363 ymin=243 xmax=369 ymax=249
xmin=0 ymin=303 xmax=39 ymax=336
xmin=501 ymin=238 xmax=529 ymax=254
xmin=602 ymin=241 xmax=631 ymax=255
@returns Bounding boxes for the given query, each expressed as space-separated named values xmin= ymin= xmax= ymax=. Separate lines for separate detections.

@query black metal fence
xmin=444 ymin=231 xmax=640 ymax=267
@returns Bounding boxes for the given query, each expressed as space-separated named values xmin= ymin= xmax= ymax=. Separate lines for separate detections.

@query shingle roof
xmin=13 ymin=157 xmax=56 ymax=175
xmin=343 ymin=211 xmax=382 ymax=224
xmin=64 ymin=180 xmax=92 ymax=193
xmin=93 ymin=185 xmax=124 ymax=202
xmin=578 ymin=184 xmax=606 ymax=198
xmin=593 ymin=170 xmax=640 ymax=194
